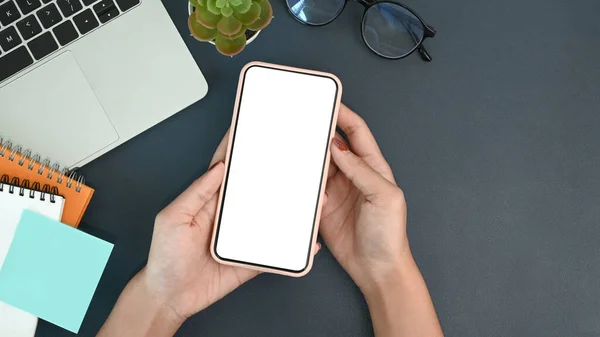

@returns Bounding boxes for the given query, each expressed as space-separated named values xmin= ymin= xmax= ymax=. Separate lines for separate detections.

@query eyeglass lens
xmin=286 ymin=0 xmax=346 ymax=26
xmin=362 ymin=3 xmax=425 ymax=58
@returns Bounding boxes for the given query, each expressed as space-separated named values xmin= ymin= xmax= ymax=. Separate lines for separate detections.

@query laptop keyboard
xmin=0 ymin=0 xmax=139 ymax=82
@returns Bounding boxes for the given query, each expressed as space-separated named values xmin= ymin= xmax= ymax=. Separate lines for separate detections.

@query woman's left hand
xmin=100 ymin=131 xmax=322 ymax=336
xmin=143 ymin=130 xmax=260 ymax=320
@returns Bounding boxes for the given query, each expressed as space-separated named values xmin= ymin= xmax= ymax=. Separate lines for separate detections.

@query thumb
xmin=330 ymin=138 xmax=395 ymax=201
xmin=162 ymin=161 xmax=225 ymax=218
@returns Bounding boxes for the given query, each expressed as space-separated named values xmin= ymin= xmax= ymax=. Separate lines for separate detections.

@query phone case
xmin=210 ymin=61 xmax=343 ymax=277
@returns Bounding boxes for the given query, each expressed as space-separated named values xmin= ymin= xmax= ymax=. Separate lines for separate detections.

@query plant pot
xmin=188 ymin=3 xmax=261 ymax=46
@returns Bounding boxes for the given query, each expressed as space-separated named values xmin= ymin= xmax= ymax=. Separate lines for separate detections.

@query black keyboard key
xmin=73 ymin=9 xmax=97 ymax=34
xmin=27 ymin=31 xmax=57 ymax=59
xmin=0 ymin=26 xmax=21 ymax=51
xmin=93 ymin=0 xmax=118 ymax=23
xmin=57 ymin=0 xmax=81 ymax=17
xmin=0 ymin=46 xmax=33 ymax=82
xmin=81 ymin=0 xmax=97 ymax=6
xmin=16 ymin=15 xmax=42 ymax=40
xmin=15 ymin=0 xmax=40 ymax=15
xmin=0 ymin=1 xmax=20 ymax=26
xmin=115 ymin=0 xmax=137 ymax=12
xmin=97 ymin=5 xmax=117 ymax=23
xmin=36 ymin=3 xmax=62 ymax=28
xmin=92 ymin=0 xmax=111 ymax=13
xmin=53 ymin=19 xmax=77 ymax=45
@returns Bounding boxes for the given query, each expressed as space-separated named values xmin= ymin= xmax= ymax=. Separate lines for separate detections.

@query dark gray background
xmin=35 ymin=0 xmax=600 ymax=336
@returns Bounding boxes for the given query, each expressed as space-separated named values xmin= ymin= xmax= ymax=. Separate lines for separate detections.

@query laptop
xmin=0 ymin=0 xmax=208 ymax=168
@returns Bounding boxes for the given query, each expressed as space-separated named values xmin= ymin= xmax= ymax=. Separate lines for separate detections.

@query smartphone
xmin=210 ymin=62 xmax=342 ymax=277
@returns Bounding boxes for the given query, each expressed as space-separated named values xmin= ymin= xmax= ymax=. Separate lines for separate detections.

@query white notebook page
xmin=0 ymin=185 xmax=65 ymax=337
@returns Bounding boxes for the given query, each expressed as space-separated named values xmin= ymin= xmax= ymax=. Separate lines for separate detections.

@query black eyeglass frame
xmin=286 ymin=0 xmax=436 ymax=61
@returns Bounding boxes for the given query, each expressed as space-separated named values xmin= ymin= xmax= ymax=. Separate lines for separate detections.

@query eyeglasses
xmin=286 ymin=0 xmax=436 ymax=61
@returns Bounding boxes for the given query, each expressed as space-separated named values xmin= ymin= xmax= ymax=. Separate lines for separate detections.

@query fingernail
xmin=332 ymin=138 xmax=349 ymax=152
xmin=209 ymin=161 xmax=223 ymax=171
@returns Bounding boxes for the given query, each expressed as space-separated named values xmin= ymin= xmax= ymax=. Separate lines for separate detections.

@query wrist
xmin=98 ymin=269 xmax=185 ymax=337
xmin=136 ymin=270 xmax=186 ymax=329
xmin=123 ymin=270 xmax=186 ymax=335
xmin=359 ymin=251 xmax=444 ymax=337
xmin=360 ymin=249 xmax=415 ymax=301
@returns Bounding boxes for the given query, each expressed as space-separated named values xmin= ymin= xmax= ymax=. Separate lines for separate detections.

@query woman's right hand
xmin=320 ymin=104 xmax=443 ymax=337
xmin=320 ymin=104 xmax=409 ymax=293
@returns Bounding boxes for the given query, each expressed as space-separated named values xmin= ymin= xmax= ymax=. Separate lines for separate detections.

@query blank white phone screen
xmin=215 ymin=65 xmax=339 ymax=272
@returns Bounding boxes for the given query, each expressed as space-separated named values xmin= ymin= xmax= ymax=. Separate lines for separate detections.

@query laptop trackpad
xmin=0 ymin=52 xmax=118 ymax=168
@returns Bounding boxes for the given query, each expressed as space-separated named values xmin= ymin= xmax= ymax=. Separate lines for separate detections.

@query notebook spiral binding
xmin=0 ymin=175 xmax=60 ymax=203
xmin=0 ymin=137 xmax=85 ymax=193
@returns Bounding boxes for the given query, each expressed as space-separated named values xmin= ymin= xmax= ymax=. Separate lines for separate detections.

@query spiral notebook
xmin=0 ymin=179 xmax=65 ymax=337
xmin=0 ymin=140 xmax=94 ymax=227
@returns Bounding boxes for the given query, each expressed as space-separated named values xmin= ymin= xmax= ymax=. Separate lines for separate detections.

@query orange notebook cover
xmin=0 ymin=143 xmax=94 ymax=227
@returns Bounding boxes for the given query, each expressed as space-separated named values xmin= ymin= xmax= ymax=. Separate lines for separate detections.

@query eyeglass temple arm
xmin=418 ymin=45 xmax=432 ymax=62
xmin=419 ymin=25 xmax=435 ymax=61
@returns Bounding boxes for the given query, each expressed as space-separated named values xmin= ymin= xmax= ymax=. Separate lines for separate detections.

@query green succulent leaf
xmin=215 ymin=0 xmax=227 ymax=8
xmin=234 ymin=2 xmax=260 ymax=25
xmin=232 ymin=0 xmax=251 ymax=13
xmin=230 ymin=27 xmax=247 ymax=39
xmin=229 ymin=0 xmax=242 ymax=5
xmin=215 ymin=33 xmax=246 ymax=56
xmin=189 ymin=13 xmax=217 ymax=41
xmin=196 ymin=5 xmax=221 ymax=28
xmin=198 ymin=0 xmax=207 ymax=6
xmin=206 ymin=0 xmax=220 ymax=14
xmin=217 ymin=15 xmax=242 ymax=36
xmin=189 ymin=0 xmax=199 ymax=8
xmin=221 ymin=5 xmax=233 ymax=17
xmin=246 ymin=0 xmax=272 ymax=31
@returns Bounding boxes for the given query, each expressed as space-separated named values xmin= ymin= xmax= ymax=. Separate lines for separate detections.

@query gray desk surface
xmin=36 ymin=0 xmax=600 ymax=336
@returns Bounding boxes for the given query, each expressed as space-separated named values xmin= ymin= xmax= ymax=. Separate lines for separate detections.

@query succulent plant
xmin=188 ymin=0 xmax=273 ymax=56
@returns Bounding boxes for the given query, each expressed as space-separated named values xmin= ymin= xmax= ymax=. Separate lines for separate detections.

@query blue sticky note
xmin=0 ymin=210 xmax=113 ymax=333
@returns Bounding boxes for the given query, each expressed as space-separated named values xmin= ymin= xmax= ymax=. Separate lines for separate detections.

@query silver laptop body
xmin=0 ymin=0 xmax=208 ymax=167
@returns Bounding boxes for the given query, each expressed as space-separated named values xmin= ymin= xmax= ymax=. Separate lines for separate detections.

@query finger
xmin=210 ymin=129 xmax=230 ymax=166
xmin=330 ymin=138 xmax=395 ymax=201
xmin=337 ymin=104 xmax=382 ymax=158
xmin=221 ymin=267 xmax=260 ymax=294
xmin=337 ymin=104 xmax=395 ymax=183
xmin=327 ymin=133 xmax=344 ymax=179
xmin=312 ymin=242 xmax=322 ymax=255
xmin=163 ymin=162 xmax=225 ymax=219
xmin=327 ymin=161 xmax=337 ymax=178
